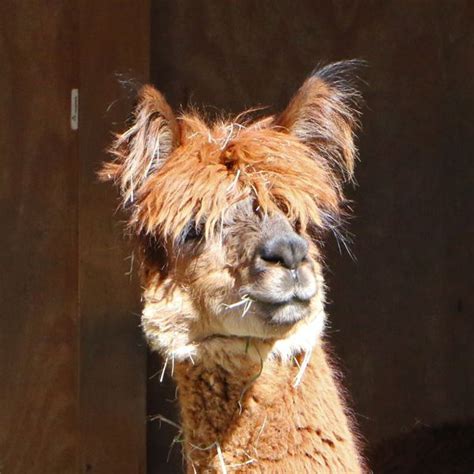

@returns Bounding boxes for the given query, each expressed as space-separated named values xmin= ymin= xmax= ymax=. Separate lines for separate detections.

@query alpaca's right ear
xmin=276 ymin=60 xmax=363 ymax=183
xmin=99 ymin=85 xmax=178 ymax=204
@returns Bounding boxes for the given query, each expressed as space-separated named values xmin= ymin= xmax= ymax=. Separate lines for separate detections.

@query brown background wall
xmin=0 ymin=2 xmax=80 ymax=471
xmin=149 ymin=0 xmax=474 ymax=471
xmin=0 ymin=1 xmax=148 ymax=473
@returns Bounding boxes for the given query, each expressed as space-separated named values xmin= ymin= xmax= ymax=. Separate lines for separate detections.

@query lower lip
xmin=264 ymin=301 xmax=310 ymax=325
xmin=252 ymin=296 xmax=310 ymax=306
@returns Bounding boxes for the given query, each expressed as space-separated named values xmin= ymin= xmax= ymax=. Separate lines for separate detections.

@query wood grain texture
xmin=150 ymin=0 xmax=474 ymax=470
xmin=0 ymin=1 xmax=79 ymax=472
xmin=1 ymin=1 xmax=150 ymax=472
xmin=79 ymin=1 xmax=149 ymax=473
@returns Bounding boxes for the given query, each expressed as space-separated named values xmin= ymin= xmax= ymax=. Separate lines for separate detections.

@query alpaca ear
xmin=277 ymin=60 xmax=363 ymax=181
xmin=99 ymin=85 xmax=178 ymax=204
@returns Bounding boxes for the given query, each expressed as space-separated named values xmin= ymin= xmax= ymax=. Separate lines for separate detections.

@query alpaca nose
xmin=259 ymin=233 xmax=309 ymax=269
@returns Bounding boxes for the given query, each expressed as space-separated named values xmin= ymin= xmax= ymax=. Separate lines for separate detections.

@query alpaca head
xmin=100 ymin=61 xmax=362 ymax=362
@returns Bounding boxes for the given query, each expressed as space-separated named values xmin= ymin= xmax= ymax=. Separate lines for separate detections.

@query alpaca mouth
xmin=255 ymin=298 xmax=311 ymax=325
xmin=245 ymin=263 xmax=318 ymax=307
xmin=240 ymin=288 xmax=313 ymax=326
xmin=248 ymin=291 xmax=314 ymax=305
xmin=241 ymin=279 xmax=317 ymax=325
xmin=246 ymin=283 xmax=317 ymax=306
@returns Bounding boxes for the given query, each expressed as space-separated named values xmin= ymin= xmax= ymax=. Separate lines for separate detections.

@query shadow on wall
xmin=369 ymin=422 xmax=474 ymax=474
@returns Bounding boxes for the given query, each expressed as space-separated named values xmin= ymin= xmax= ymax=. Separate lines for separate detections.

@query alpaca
xmin=101 ymin=61 xmax=365 ymax=473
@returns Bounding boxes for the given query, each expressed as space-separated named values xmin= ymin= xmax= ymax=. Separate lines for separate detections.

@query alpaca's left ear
xmin=99 ymin=85 xmax=178 ymax=205
xmin=277 ymin=60 xmax=363 ymax=182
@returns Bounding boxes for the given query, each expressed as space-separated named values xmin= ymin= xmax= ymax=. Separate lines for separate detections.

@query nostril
xmin=260 ymin=245 xmax=283 ymax=264
xmin=259 ymin=234 xmax=309 ymax=269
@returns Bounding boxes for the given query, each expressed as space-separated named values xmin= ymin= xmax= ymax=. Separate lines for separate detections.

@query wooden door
xmin=0 ymin=1 xmax=149 ymax=472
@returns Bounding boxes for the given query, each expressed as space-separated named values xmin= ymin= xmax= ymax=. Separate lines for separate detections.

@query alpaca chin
xmin=160 ymin=310 xmax=326 ymax=367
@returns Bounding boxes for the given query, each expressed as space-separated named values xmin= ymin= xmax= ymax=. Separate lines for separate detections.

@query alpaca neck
xmin=173 ymin=340 xmax=363 ymax=473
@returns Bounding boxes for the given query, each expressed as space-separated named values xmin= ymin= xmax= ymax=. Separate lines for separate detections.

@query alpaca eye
xmin=294 ymin=220 xmax=303 ymax=234
xmin=252 ymin=199 xmax=262 ymax=216
xmin=184 ymin=225 xmax=203 ymax=242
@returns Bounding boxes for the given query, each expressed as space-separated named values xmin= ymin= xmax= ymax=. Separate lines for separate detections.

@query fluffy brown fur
xmin=175 ymin=343 xmax=363 ymax=473
xmin=100 ymin=61 xmax=365 ymax=473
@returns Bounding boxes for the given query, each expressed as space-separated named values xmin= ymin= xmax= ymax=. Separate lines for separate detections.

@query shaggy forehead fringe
xmin=135 ymin=118 xmax=342 ymax=241
xmin=100 ymin=61 xmax=362 ymax=243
